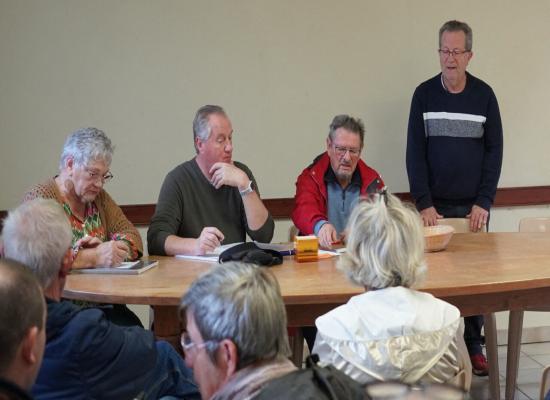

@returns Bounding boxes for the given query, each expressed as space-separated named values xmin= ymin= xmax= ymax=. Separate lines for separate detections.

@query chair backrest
xmin=519 ymin=217 xmax=550 ymax=233
xmin=539 ymin=365 xmax=550 ymax=400
xmin=289 ymin=225 xmax=299 ymax=241
xmin=437 ymin=218 xmax=486 ymax=233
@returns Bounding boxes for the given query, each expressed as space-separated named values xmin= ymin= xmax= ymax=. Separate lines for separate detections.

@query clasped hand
xmin=76 ymin=235 xmax=129 ymax=267
xmin=209 ymin=162 xmax=249 ymax=190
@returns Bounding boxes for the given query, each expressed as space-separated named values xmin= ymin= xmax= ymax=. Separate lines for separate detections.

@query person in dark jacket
xmin=406 ymin=20 xmax=503 ymax=377
xmin=2 ymin=199 xmax=199 ymax=400
xmin=0 ymin=259 xmax=46 ymax=400
xmin=292 ymin=114 xmax=384 ymax=249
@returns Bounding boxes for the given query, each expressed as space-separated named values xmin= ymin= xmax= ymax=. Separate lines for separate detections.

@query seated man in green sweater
xmin=148 ymin=105 xmax=274 ymax=256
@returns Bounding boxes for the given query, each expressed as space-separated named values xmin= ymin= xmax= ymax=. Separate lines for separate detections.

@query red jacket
xmin=291 ymin=152 xmax=384 ymax=235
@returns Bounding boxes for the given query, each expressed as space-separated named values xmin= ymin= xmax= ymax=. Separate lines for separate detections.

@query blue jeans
xmin=434 ymin=201 xmax=487 ymax=356
xmin=143 ymin=341 xmax=200 ymax=400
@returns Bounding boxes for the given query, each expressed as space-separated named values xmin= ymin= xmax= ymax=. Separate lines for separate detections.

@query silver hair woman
xmin=313 ymin=193 xmax=471 ymax=389
xmin=339 ymin=192 xmax=426 ymax=290
xmin=23 ymin=127 xmax=142 ymax=270
xmin=179 ymin=262 xmax=296 ymax=400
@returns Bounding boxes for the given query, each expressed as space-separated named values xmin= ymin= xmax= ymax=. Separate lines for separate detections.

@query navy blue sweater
xmin=406 ymin=72 xmax=503 ymax=211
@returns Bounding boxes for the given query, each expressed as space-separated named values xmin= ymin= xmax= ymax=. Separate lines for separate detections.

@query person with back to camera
xmin=2 ymin=199 xmax=200 ymax=400
xmin=0 ymin=259 xmax=46 ymax=400
xmin=313 ymin=192 xmax=472 ymax=390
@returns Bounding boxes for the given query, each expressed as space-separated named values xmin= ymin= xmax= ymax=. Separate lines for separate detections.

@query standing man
xmin=406 ymin=20 xmax=503 ymax=376
xmin=292 ymin=114 xmax=384 ymax=249
xmin=148 ymin=105 xmax=274 ymax=256
xmin=0 ymin=259 xmax=46 ymax=400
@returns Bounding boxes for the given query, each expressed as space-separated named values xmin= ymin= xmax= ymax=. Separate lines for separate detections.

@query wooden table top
xmin=64 ymin=232 xmax=550 ymax=310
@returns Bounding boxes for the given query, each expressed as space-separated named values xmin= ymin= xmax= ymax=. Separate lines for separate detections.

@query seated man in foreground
xmin=292 ymin=114 xmax=384 ymax=249
xmin=148 ymin=104 xmax=274 ymax=256
xmin=179 ymin=262 xmax=297 ymax=399
xmin=0 ymin=259 xmax=46 ymax=400
xmin=2 ymin=199 xmax=199 ymax=400
xmin=313 ymin=192 xmax=471 ymax=388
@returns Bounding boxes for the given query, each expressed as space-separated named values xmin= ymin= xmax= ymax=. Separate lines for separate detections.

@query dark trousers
xmin=434 ymin=200 xmax=487 ymax=356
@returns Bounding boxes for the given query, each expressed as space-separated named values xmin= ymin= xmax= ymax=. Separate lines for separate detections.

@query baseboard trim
xmin=497 ymin=325 xmax=550 ymax=345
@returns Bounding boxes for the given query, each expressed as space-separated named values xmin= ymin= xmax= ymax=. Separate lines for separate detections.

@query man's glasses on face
xmin=332 ymin=144 xmax=361 ymax=158
xmin=180 ymin=332 xmax=218 ymax=355
xmin=438 ymin=48 xmax=471 ymax=59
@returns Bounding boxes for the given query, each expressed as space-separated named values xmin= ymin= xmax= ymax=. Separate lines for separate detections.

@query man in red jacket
xmin=292 ymin=115 xmax=384 ymax=248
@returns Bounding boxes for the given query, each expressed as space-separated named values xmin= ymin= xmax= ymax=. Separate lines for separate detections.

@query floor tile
xmin=498 ymin=355 xmax=544 ymax=372
xmin=531 ymin=354 xmax=550 ymax=367
xmin=518 ymin=382 xmax=541 ymax=400
xmin=522 ymin=342 xmax=550 ymax=356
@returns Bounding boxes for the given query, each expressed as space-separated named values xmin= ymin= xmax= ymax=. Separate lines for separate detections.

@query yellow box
xmin=294 ymin=235 xmax=319 ymax=262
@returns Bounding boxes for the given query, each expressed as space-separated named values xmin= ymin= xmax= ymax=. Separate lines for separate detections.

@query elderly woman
xmin=179 ymin=262 xmax=296 ymax=400
xmin=23 ymin=127 xmax=143 ymax=326
xmin=313 ymin=193 xmax=471 ymax=389
xmin=23 ymin=127 xmax=142 ymax=268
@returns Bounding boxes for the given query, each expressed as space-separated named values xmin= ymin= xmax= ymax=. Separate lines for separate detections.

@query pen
xmin=279 ymin=250 xmax=295 ymax=256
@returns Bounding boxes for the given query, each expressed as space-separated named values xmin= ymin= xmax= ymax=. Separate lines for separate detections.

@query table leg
xmin=291 ymin=328 xmax=304 ymax=368
xmin=152 ymin=305 xmax=182 ymax=355
xmin=484 ymin=313 xmax=500 ymax=400
xmin=505 ymin=310 xmax=524 ymax=400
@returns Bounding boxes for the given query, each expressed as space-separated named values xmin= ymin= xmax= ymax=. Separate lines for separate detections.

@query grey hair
xmin=59 ymin=127 xmax=114 ymax=170
xmin=192 ymin=105 xmax=227 ymax=153
xmin=179 ymin=262 xmax=290 ymax=369
xmin=439 ymin=20 xmax=473 ymax=51
xmin=328 ymin=114 xmax=365 ymax=147
xmin=2 ymin=199 xmax=72 ymax=288
xmin=0 ymin=258 xmax=45 ymax=375
xmin=338 ymin=192 xmax=427 ymax=289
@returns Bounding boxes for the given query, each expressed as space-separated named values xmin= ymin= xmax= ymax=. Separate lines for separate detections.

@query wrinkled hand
xmin=420 ymin=207 xmax=443 ymax=226
xmin=95 ymin=241 xmax=129 ymax=267
xmin=194 ymin=227 xmax=225 ymax=255
xmin=76 ymin=235 xmax=102 ymax=249
xmin=209 ymin=162 xmax=249 ymax=190
xmin=467 ymin=205 xmax=488 ymax=232
xmin=318 ymin=223 xmax=338 ymax=249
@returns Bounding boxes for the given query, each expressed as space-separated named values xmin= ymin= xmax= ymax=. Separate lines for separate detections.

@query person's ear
xmin=21 ymin=326 xmax=40 ymax=365
xmin=217 ymin=339 xmax=239 ymax=378
xmin=326 ymin=137 xmax=332 ymax=152
xmin=66 ymin=157 xmax=74 ymax=173
xmin=196 ymin=138 xmax=204 ymax=154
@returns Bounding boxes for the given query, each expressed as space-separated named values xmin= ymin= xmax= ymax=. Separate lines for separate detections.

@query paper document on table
xmin=175 ymin=254 xmax=220 ymax=263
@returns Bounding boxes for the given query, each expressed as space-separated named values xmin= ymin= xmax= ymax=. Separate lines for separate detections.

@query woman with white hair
xmin=313 ymin=192 xmax=471 ymax=388
xmin=23 ymin=127 xmax=143 ymax=326
xmin=23 ymin=127 xmax=142 ymax=269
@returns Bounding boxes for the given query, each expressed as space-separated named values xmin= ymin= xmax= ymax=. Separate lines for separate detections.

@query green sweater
xmin=147 ymin=158 xmax=274 ymax=255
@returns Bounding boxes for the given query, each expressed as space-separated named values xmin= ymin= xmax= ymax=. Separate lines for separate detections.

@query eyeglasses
xmin=332 ymin=144 xmax=361 ymax=158
xmin=84 ymin=168 xmax=114 ymax=184
xmin=180 ymin=332 xmax=218 ymax=355
xmin=438 ymin=48 xmax=470 ymax=58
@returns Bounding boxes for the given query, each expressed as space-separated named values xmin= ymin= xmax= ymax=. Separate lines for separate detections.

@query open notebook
xmin=72 ymin=260 xmax=158 ymax=275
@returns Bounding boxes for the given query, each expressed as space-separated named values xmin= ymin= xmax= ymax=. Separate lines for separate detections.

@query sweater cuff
xmin=314 ymin=220 xmax=328 ymax=236
xmin=475 ymin=197 xmax=492 ymax=212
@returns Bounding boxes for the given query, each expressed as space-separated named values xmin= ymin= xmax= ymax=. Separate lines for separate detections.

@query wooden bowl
xmin=424 ymin=225 xmax=455 ymax=252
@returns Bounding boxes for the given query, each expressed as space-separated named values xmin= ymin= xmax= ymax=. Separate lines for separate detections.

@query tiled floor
xmin=469 ymin=343 xmax=550 ymax=400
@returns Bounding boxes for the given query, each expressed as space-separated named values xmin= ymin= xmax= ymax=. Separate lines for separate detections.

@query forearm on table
xmin=164 ymin=235 xmax=198 ymax=256
xmin=72 ymin=248 xmax=98 ymax=269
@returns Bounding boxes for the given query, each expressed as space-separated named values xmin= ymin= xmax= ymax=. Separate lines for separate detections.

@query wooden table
xmin=64 ymin=232 xmax=550 ymax=400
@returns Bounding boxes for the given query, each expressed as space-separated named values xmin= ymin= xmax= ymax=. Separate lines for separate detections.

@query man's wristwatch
xmin=239 ymin=180 xmax=254 ymax=196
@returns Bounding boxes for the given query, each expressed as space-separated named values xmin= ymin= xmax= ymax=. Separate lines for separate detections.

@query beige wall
xmin=1 ymin=0 xmax=550 ymax=210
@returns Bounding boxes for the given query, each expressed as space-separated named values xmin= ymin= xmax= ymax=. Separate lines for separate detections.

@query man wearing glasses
xmin=406 ymin=20 xmax=503 ymax=376
xmin=292 ymin=114 xmax=384 ymax=249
